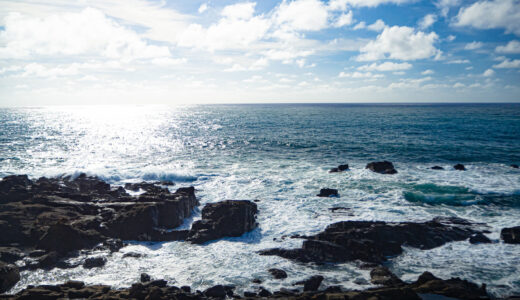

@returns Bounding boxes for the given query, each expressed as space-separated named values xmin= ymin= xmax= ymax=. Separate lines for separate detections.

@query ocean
xmin=1 ymin=103 xmax=520 ymax=297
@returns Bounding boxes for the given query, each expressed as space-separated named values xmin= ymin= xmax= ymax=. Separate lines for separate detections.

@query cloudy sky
xmin=0 ymin=0 xmax=519 ymax=105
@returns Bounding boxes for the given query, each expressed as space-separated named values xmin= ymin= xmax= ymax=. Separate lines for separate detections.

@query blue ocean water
xmin=1 ymin=104 xmax=520 ymax=296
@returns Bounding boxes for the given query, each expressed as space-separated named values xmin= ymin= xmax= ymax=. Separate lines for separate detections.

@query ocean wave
xmin=403 ymin=183 xmax=520 ymax=206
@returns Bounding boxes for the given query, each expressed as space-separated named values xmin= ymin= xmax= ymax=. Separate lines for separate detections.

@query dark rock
xmin=0 ymin=261 xmax=20 ymax=293
xmin=251 ymin=278 xmax=262 ymax=284
xmin=63 ymin=280 xmax=85 ymax=289
xmin=28 ymin=250 xmax=47 ymax=258
xmin=268 ymin=268 xmax=287 ymax=279
xmin=181 ymin=286 xmax=191 ymax=293
xmin=366 ymin=161 xmax=397 ymax=174
xmin=329 ymin=164 xmax=349 ymax=173
xmin=323 ymin=286 xmax=343 ymax=293
xmin=257 ymin=287 xmax=272 ymax=297
xmin=260 ymin=217 xmax=480 ymax=264
xmin=317 ymin=188 xmax=339 ymax=197
xmin=431 ymin=166 xmax=444 ymax=170
xmin=83 ymin=256 xmax=106 ymax=269
xmin=187 ymin=200 xmax=258 ymax=244
xmin=294 ymin=275 xmax=324 ymax=292
xmin=501 ymin=226 xmax=520 ymax=244
xmin=454 ymin=164 xmax=466 ymax=171
xmin=409 ymin=271 xmax=488 ymax=300
xmin=102 ymin=238 xmax=125 ymax=252
xmin=244 ymin=291 xmax=256 ymax=297
xmin=511 ymin=164 xmax=519 ymax=169
xmin=140 ymin=273 xmax=151 ymax=283
xmin=122 ymin=252 xmax=144 ymax=258
xmin=469 ymin=233 xmax=492 ymax=244
xmin=370 ymin=266 xmax=404 ymax=286
xmin=37 ymin=223 xmax=104 ymax=254
xmin=204 ymin=285 xmax=227 ymax=298
xmin=36 ymin=251 xmax=59 ymax=269
xmin=0 ymin=247 xmax=24 ymax=263
xmin=329 ymin=206 xmax=350 ymax=212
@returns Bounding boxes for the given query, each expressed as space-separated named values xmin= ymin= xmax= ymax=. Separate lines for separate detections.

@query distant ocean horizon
xmin=1 ymin=103 xmax=520 ymax=296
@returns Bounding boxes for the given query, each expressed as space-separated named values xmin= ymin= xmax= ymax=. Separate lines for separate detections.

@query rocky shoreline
xmin=1 ymin=165 xmax=520 ymax=299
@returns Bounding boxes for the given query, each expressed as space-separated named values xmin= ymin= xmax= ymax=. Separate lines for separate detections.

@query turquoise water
xmin=1 ymin=104 xmax=520 ymax=297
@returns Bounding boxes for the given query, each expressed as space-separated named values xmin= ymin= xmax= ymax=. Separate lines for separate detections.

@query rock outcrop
xmin=259 ymin=217 xmax=482 ymax=263
xmin=0 ymin=262 xmax=20 ymax=293
xmin=454 ymin=164 xmax=466 ymax=171
xmin=268 ymin=268 xmax=287 ymax=279
xmin=501 ymin=226 xmax=520 ymax=244
xmin=329 ymin=164 xmax=349 ymax=173
xmin=187 ymin=200 xmax=258 ymax=244
xmin=317 ymin=188 xmax=338 ymax=197
xmin=3 ymin=271 xmax=490 ymax=300
xmin=431 ymin=166 xmax=444 ymax=170
xmin=366 ymin=161 xmax=397 ymax=174
xmin=0 ymin=174 xmax=198 ymax=271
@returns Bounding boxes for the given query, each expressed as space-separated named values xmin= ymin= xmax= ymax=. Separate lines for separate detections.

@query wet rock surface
xmin=0 ymin=174 xmax=198 ymax=273
xmin=187 ymin=200 xmax=258 ymax=244
xmin=329 ymin=164 xmax=349 ymax=173
xmin=317 ymin=188 xmax=338 ymax=197
xmin=431 ymin=166 xmax=444 ymax=170
xmin=454 ymin=163 xmax=466 ymax=171
xmin=366 ymin=161 xmax=398 ymax=174
xmin=501 ymin=226 xmax=520 ymax=244
xmin=268 ymin=268 xmax=287 ymax=279
xmin=0 ymin=262 xmax=20 ymax=294
xmin=1 ymin=270 xmax=491 ymax=300
xmin=259 ymin=217 xmax=482 ymax=263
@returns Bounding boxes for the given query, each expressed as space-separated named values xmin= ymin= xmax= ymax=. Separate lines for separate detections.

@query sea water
xmin=1 ymin=104 xmax=520 ymax=297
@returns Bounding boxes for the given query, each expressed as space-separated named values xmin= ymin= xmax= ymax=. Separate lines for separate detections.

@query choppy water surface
xmin=1 ymin=104 xmax=520 ymax=297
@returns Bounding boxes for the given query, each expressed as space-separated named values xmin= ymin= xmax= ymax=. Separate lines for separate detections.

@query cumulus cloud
xmin=334 ymin=11 xmax=353 ymax=27
xmin=358 ymin=62 xmax=412 ymax=71
xmin=418 ymin=14 xmax=437 ymax=29
xmin=0 ymin=8 xmax=171 ymax=61
xmin=496 ymin=40 xmax=520 ymax=54
xmin=421 ymin=69 xmax=435 ymax=75
xmin=274 ymin=0 xmax=329 ymax=31
xmin=454 ymin=0 xmax=520 ymax=36
xmin=493 ymin=59 xmax=520 ymax=68
xmin=331 ymin=0 xmax=415 ymax=8
xmin=483 ymin=68 xmax=495 ymax=76
xmin=435 ymin=0 xmax=461 ymax=17
xmin=221 ymin=2 xmax=256 ymax=19
xmin=464 ymin=41 xmax=483 ymax=50
xmin=357 ymin=26 xmax=441 ymax=61
xmin=198 ymin=3 xmax=208 ymax=13
xmin=353 ymin=19 xmax=386 ymax=31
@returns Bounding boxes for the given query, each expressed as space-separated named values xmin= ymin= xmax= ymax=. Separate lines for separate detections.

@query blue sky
xmin=0 ymin=0 xmax=519 ymax=105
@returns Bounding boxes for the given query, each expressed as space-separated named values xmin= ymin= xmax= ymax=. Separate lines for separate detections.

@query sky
xmin=0 ymin=0 xmax=519 ymax=105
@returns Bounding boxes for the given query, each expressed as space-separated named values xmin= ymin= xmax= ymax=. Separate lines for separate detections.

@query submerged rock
xmin=187 ymin=200 xmax=258 ymax=244
xmin=259 ymin=217 xmax=481 ymax=263
xmin=329 ymin=164 xmax=349 ymax=173
xmin=140 ymin=273 xmax=151 ymax=283
xmin=366 ymin=161 xmax=397 ymax=174
xmin=454 ymin=164 xmax=466 ymax=171
xmin=431 ymin=166 xmax=444 ymax=170
xmin=317 ymin=188 xmax=339 ymax=197
xmin=501 ymin=226 xmax=520 ymax=244
xmin=0 ymin=261 xmax=20 ymax=293
xmin=268 ymin=268 xmax=287 ymax=279
xmin=511 ymin=164 xmax=519 ymax=169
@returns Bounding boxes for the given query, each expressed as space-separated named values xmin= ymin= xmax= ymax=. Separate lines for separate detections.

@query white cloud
xmin=332 ymin=0 xmax=415 ymax=8
xmin=496 ymin=40 xmax=520 ymax=54
xmin=422 ymin=69 xmax=435 ymax=75
xmin=357 ymin=26 xmax=440 ymax=61
xmin=353 ymin=19 xmax=386 ymax=31
xmin=151 ymin=57 xmax=187 ymax=66
xmin=464 ymin=41 xmax=483 ymax=50
xmin=446 ymin=59 xmax=470 ymax=64
xmin=446 ymin=35 xmax=456 ymax=42
xmin=0 ymin=8 xmax=171 ymax=61
xmin=221 ymin=2 xmax=256 ymax=20
xmin=388 ymin=76 xmax=432 ymax=88
xmin=454 ymin=0 xmax=520 ymax=36
xmin=198 ymin=3 xmax=208 ymax=13
xmin=334 ymin=11 xmax=353 ymax=27
xmin=453 ymin=82 xmax=465 ymax=88
xmin=493 ymin=59 xmax=520 ymax=68
xmin=435 ymin=0 xmax=461 ymax=17
xmin=274 ymin=0 xmax=329 ymax=31
xmin=339 ymin=71 xmax=384 ymax=79
xmin=419 ymin=14 xmax=437 ymax=29
xmin=358 ymin=62 xmax=412 ymax=71
xmin=483 ymin=68 xmax=495 ymax=76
